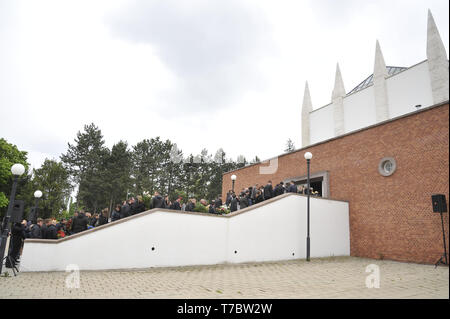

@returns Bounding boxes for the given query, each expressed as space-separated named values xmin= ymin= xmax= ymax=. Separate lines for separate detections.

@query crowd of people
xmin=224 ymin=180 xmax=319 ymax=212
xmin=5 ymin=181 xmax=318 ymax=268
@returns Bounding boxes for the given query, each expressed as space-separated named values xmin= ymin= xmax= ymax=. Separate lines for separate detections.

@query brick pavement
xmin=0 ymin=257 xmax=448 ymax=299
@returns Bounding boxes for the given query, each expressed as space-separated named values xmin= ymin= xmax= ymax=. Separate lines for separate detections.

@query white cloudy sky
xmin=1 ymin=0 xmax=448 ymax=171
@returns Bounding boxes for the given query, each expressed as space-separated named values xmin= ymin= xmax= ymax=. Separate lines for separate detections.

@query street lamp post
xmin=0 ymin=163 xmax=25 ymax=274
xmin=32 ymin=190 xmax=43 ymax=224
xmin=231 ymin=174 xmax=237 ymax=193
xmin=304 ymin=152 xmax=313 ymax=262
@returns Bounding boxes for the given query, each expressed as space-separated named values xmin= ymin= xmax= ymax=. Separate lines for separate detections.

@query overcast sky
xmin=1 ymin=0 xmax=448 ymax=171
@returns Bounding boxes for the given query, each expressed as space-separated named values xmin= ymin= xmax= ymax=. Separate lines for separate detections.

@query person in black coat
xmin=9 ymin=221 xmax=26 ymax=264
xmin=151 ymin=192 xmax=165 ymax=209
xmin=264 ymin=181 xmax=274 ymax=200
xmin=239 ymin=192 xmax=249 ymax=209
xmin=230 ymin=194 xmax=238 ymax=212
xmin=172 ymin=197 xmax=182 ymax=210
xmin=288 ymin=181 xmax=298 ymax=193
xmin=120 ymin=201 xmax=131 ymax=219
xmin=71 ymin=212 xmax=89 ymax=234
xmin=215 ymin=196 xmax=223 ymax=209
xmin=208 ymin=200 xmax=216 ymax=214
xmin=185 ymin=198 xmax=196 ymax=212
xmin=111 ymin=205 xmax=121 ymax=222
xmin=30 ymin=218 xmax=44 ymax=239
xmin=135 ymin=196 xmax=146 ymax=214
xmin=99 ymin=208 xmax=109 ymax=226
xmin=225 ymin=191 xmax=232 ymax=206
xmin=45 ymin=219 xmax=58 ymax=239
xmin=255 ymin=190 xmax=264 ymax=204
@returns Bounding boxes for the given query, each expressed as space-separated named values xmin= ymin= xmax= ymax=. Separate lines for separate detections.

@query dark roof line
xmin=347 ymin=66 xmax=408 ymax=95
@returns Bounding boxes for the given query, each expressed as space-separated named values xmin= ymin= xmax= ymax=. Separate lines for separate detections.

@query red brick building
xmin=222 ymin=102 xmax=449 ymax=264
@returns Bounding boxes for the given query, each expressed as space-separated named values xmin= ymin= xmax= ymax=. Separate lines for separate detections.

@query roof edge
xmin=224 ymin=100 xmax=449 ymax=175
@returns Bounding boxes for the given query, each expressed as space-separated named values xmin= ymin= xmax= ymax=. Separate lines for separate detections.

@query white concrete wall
xmin=310 ymin=104 xmax=335 ymax=145
xmin=344 ymin=85 xmax=377 ymax=133
xmin=309 ymin=61 xmax=435 ymax=144
xmin=386 ymin=61 xmax=434 ymax=118
xmin=20 ymin=194 xmax=349 ymax=272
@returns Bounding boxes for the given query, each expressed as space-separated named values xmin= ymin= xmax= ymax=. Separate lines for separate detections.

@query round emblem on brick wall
xmin=378 ymin=157 xmax=396 ymax=176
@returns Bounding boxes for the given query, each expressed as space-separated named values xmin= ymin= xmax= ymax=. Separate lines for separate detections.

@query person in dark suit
xmin=230 ymin=194 xmax=238 ymax=212
xmin=9 ymin=220 xmax=26 ymax=264
xmin=135 ymin=196 xmax=146 ymax=214
xmin=44 ymin=219 xmax=58 ymax=239
xmin=71 ymin=211 xmax=89 ymax=234
xmin=288 ymin=181 xmax=298 ymax=193
xmin=30 ymin=218 xmax=44 ymax=239
xmin=208 ymin=200 xmax=216 ymax=214
xmin=215 ymin=195 xmax=223 ymax=208
xmin=120 ymin=200 xmax=131 ymax=218
xmin=151 ymin=192 xmax=165 ymax=209
xmin=239 ymin=192 xmax=249 ymax=209
xmin=172 ymin=197 xmax=182 ymax=210
xmin=185 ymin=198 xmax=196 ymax=212
xmin=274 ymin=183 xmax=284 ymax=197
xmin=99 ymin=208 xmax=109 ymax=226
xmin=111 ymin=205 xmax=121 ymax=221
xmin=264 ymin=181 xmax=274 ymax=200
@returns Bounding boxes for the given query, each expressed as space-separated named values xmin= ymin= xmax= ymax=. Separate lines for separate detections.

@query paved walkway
xmin=0 ymin=257 xmax=448 ymax=299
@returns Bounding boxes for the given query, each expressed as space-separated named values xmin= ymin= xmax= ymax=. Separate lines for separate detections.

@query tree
xmin=250 ymin=156 xmax=261 ymax=164
xmin=31 ymin=159 xmax=73 ymax=219
xmin=60 ymin=123 xmax=110 ymax=213
xmin=284 ymin=138 xmax=295 ymax=152
xmin=105 ymin=141 xmax=133 ymax=209
xmin=0 ymin=138 xmax=29 ymax=218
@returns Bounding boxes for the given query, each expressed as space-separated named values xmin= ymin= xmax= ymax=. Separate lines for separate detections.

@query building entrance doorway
xmin=293 ymin=177 xmax=323 ymax=197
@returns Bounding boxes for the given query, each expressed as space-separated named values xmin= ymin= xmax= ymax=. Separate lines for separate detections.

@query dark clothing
xmin=111 ymin=209 xmax=121 ymax=222
xmin=264 ymin=184 xmax=274 ymax=200
xmin=130 ymin=201 xmax=139 ymax=215
xmin=9 ymin=223 xmax=25 ymax=262
xmin=230 ymin=197 xmax=238 ymax=212
xmin=135 ymin=202 xmax=145 ymax=214
xmin=214 ymin=199 xmax=223 ymax=208
xmin=226 ymin=193 xmax=232 ymax=206
xmin=172 ymin=201 xmax=181 ymax=210
xmin=30 ymin=224 xmax=42 ymax=239
xmin=274 ymin=184 xmax=284 ymax=197
xmin=71 ymin=214 xmax=89 ymax=234
xmin=89 ymin=217 xmax=97 ymax=227
xmin=255 ymin=194 xmax=264 ymax=204
xmin=120 ymin=204 xmax=131 ymax=219
xmin=45 ymin=224 xmax=58 ymax=239
xmin=151 ymin=196 xmax=165 ymax=209
xmin=208 ymin=205 xmax=216 ymax=214
xmin=40 ymin=224 xmax=48 ymax=239
xmin=239 ymin=197 xmax=249 ymax=209
xmin=99 ymin=215 xmax=108 ymax=226
xmin=185 ymin=202 xmax=195 ymax=212
xmin=288 ymin=184 xmax=298 ymax=193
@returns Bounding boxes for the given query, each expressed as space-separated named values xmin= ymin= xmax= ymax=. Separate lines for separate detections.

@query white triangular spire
xmin=426 ymin=9 xmax=449 ymax=104
xmin=332 ymin=63 xmax=346 ymax=100
xmin=301 ymin=81 xmax=312 ymax=147
xmin=374 ymin=40 xmax=388 ymax=78
xmin=302 ymin=81 xmax=312 ymax=114
xmin=332 ymin=63 xmax=345 ymax=136
xmin=373 ymin=40 xmax=390 ymax=122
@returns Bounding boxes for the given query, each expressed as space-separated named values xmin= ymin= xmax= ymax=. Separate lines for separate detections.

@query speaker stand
xmin=435 ymin=211 xmax=448 ymax=268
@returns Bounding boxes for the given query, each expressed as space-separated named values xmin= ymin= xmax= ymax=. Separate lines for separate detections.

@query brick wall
xmin=223 ymin=103 xmax=449 ymax=264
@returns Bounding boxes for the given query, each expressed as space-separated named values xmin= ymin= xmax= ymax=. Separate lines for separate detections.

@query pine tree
xmin=284 ymin=138 xmax=295 ymax=152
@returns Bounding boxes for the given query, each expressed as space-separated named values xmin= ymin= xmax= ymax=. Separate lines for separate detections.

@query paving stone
xmin=0 ymin=257 xmax=448 ymax=299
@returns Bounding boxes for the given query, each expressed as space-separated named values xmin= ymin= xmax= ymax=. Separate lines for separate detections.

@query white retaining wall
xmin=20 ymin=194 xmax=349 ymax=272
